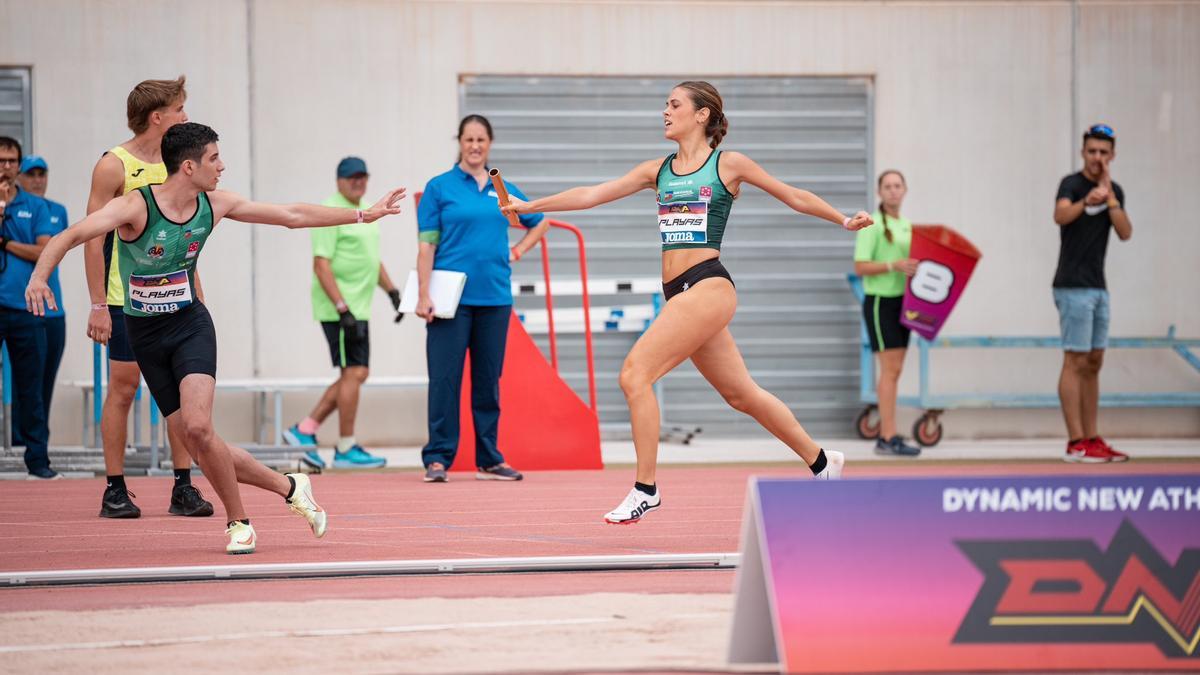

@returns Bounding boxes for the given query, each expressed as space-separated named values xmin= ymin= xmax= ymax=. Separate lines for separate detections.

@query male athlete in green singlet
xmin=27 ymin=123 xmax=406 ymax=554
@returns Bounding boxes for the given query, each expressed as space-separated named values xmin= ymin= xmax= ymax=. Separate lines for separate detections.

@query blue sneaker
xmin=300 ymin=450 xmax=326 ymax=470
xmin=333 ymin=445 xmax=387 ymax=469
xmin=283 ymin=424 xmax=318 ymax=447
xmin=876 ymin=435 xmax=921 ymax=457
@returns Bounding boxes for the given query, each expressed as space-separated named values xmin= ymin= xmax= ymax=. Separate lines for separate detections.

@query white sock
xmin=337 ymin=437 xmax=356 ymax=453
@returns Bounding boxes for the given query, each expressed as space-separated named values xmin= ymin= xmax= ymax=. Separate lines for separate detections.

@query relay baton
xmin=489 ymin=168 xmax=521 ymax=229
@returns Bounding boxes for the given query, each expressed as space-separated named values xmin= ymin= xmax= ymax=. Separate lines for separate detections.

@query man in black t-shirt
xmin=1052 ymin=124 xmax=1134 ymax=464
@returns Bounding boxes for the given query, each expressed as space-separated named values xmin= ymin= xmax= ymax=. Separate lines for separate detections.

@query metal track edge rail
xmin=3 ymin=553 xmax=740 ymax=587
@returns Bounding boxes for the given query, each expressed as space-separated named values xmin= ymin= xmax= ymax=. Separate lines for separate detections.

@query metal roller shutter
xmin=0 ymin=69 xmax=33 ymax=152
xmin=461 ymin=75 xmax=872 ymax=438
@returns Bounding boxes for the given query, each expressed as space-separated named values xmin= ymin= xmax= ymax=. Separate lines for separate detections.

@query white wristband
xmin=356 ymin=209 xmax=364 ymax=224
xmin=842 ymin=216 xmax=851 ymax=228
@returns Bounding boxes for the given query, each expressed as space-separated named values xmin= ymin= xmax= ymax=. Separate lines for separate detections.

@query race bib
xmin=128 ymin=270 xmax=192 ymax=314
xmin=658 ymin=201 xmax=708 ymax=245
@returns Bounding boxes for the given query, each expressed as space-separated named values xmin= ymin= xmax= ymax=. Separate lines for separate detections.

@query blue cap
xmin=20 ymin=156 xmax=48 ymax=173
xmin=336 ymin=156 xmax=368 ymax=178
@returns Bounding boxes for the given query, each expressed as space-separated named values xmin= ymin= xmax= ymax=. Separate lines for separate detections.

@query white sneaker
xmin=226 ymin=521 xmax=257 ymax=555
xmin=285 ymin=473 xmax=328 ymax=538
xmin=815 ymin=450 xmax=845 ymax=480
xmin=604 ymin=486 xmax=661 ymax=524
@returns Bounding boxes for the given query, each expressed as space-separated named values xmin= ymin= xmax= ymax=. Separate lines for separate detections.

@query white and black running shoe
xmin=603 ymin=486 xmax=661 ymax=524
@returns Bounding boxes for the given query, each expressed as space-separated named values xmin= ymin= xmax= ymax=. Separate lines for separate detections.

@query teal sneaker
xmin=284 ymin=424 xmax=318 ymax=447
xmin=300 ymin=450 xmax=326 ymax=470
xmin=333 ymin=445 xmax=387 ymax=469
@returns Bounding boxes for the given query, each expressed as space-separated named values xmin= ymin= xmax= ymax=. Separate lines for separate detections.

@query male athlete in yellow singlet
xmin=83 ymin=75 xmax=213 ymax=519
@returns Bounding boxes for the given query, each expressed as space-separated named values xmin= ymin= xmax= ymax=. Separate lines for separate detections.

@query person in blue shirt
xmin=16 ymin=156 xmax=68 ymax=447
xmin=415 ymin=115 xmax=549 ymax=483
xmin=0 ymin=138 xmax=56 ymax=479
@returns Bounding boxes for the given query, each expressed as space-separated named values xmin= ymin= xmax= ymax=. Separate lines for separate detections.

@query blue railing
xmin=848 ymin=274 xmax=1200 ymax=414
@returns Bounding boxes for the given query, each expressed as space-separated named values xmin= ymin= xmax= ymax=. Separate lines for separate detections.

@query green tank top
xmin=118 ymin=185 xmax=214 ymax=317
xmin=656 ymin=150 xmax=734 ymax=251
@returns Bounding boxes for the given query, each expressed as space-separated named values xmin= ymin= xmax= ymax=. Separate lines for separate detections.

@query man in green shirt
xmin=285 ymin=157 xmax=400 ymax=469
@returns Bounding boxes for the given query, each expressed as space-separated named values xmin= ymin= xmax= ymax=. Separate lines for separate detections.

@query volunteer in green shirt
xmin=285 ymin=157 xmax=401 ymax=469
xmin=853 ymin=169 xmax=921 ymax=457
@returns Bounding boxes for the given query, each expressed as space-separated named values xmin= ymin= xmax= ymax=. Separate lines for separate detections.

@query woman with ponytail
xmin=853 ymin=170 xmax=920 ymax=456
xmin=501 ymin=81 xmax=874 ymax=523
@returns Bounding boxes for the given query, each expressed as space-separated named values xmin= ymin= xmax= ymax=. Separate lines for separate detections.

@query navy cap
xmin=336 ymin=156 xmax=368 ymax=178
xmin=20 ymin=156 xmax=48 ymax=173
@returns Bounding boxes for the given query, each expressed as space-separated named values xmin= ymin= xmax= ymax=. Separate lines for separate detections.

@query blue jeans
xmin=422 ymin=305 xmax=510 ymax=469
xmin=1053 ymin=288 xmax=1109 ymax=352
xmin=0 ymin=308 xmax=50 ymax=472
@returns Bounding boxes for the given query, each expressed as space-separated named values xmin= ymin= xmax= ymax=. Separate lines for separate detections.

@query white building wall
xmin=1 ymin=0 xmax=1196 ymax=445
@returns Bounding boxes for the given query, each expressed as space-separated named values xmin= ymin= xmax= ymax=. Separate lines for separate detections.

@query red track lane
xmin=2 ymin=462 xmax=1196 ymax=613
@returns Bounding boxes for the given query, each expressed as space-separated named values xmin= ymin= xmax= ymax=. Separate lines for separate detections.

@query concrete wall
xmin=1 ymin=0 xmax=1196 ymax=446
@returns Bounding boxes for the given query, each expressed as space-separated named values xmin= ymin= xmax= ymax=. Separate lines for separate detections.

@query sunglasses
xmin=1088 ymin=124 xmax=1115 ymax=139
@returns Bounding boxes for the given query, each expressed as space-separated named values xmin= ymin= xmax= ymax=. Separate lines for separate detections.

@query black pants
xmin=0 ymin=308 xmax=50 ymax=472
xmin=12 ymin=314 xmax=64 ymax=447
xmin=422 ymin=304 xmax=510 ymax=469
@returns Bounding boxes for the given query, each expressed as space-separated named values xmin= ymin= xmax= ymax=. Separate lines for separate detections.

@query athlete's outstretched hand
xmin=499 ymin=195 xmax=530 ymax=218
xmin=25 ymin=278 xmax=57 ymax=318
xmin=842 ymin=211 xmax=873 ymax=231
xmin=363 ymin=188 xmax=408 ymax=222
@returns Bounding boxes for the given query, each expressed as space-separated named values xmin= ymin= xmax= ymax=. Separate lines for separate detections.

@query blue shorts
xmin=107 ymin=305 xmax=137 ymax=362
xmin=1053 ymin=288 xmax=1109 ymax=352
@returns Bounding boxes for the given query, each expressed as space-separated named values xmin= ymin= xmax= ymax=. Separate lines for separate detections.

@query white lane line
xmin=0 ymin=617 xmax=616 ymax=653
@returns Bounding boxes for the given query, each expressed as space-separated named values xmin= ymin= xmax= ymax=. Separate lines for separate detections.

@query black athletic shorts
xmin=321 ymin=319 xmax=370 ymax=368
xmin=662 ymin=258 xmax=734 ymax=302
xmin=124 ymin=302 xmax=218 ymax=417
xmin=106 ymin=305 xmax=137 ymax=362
xmin=862 ymin=294 xmax=912 ymax=352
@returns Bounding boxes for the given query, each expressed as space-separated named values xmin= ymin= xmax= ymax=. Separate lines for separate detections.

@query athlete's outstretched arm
xmin=212 ymin=188 xmax=406 ymax=228
xmin=27 ymin=192 xmax=143 ymax=316
xmin=501 ymin=158 xmax=662 ymax=216
xmin=722 ymin=152 xmax=873 ymax=231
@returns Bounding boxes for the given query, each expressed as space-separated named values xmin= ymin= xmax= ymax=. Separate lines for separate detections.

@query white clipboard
xmin=398 ymin=269 xmax=467 ymax=319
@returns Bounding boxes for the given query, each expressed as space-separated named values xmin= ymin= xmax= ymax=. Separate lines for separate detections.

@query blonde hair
xmin=127 ymin=75 xmax=187 ymax=134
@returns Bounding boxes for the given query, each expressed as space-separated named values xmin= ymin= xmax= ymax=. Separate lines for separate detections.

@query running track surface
xmin=3 ymin=461 xmax=1197 ymax=612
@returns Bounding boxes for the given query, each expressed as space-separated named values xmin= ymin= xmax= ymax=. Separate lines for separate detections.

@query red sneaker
xmin=1065 ymin=439 xmax=1111 ymax=463
xmin=1089 ymin=437 xmax=1129 ymax=463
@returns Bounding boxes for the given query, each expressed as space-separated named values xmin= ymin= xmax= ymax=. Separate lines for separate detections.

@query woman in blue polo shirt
xmin=415 ymin=115 xmax=549 ymax=483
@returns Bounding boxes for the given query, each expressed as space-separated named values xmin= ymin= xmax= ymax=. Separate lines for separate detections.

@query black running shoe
xmin=169 ymin=484 xmax=215 ymax=517
xmin=99 ymin=485 xmax=142 ymax=519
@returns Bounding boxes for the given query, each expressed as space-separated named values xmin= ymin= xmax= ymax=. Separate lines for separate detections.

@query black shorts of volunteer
xmin=123 ymin=302 xmax=218 ymax=417
xmin=321 ymin=319 xmax=370 ymax=369
xmin=862 ymin=294 xmax=911 ymax=352
xmin=106 ymin=305 xmax=138 ymax=362
xmin=662 ymin=258 xmax=735 ymax=301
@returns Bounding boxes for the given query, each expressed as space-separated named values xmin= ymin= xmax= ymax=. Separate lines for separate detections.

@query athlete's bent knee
xmin=105 ymin=377 xmax=139 ymax=407
xmin=179 ymin=418 xmax=214 ymax=450
xmin=721 ymin=388 xmax=758 ymax=415
xmin=618 ymin=361 xmax=652 ymax=397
